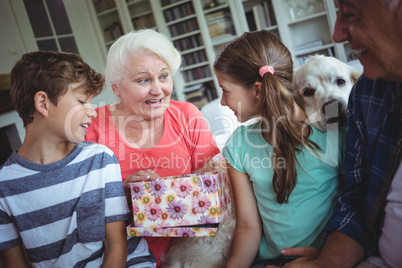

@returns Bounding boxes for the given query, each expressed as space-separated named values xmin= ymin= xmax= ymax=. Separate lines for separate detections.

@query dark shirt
xmin=325 ymin=75 xmax=402 ymax=255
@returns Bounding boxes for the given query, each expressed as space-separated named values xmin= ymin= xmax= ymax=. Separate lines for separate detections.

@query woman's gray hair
xmin=106 ymin=29 xmax=182 ymax=86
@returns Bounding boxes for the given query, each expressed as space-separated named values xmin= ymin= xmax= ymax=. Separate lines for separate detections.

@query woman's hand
xmin=123 ymin=169 xmax=160 ymax=190
xmin=123 ymin=170 xmax=161 ymax=205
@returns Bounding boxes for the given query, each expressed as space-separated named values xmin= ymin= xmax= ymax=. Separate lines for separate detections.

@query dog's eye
xmin=303 ymin=88 xmax=315 ymax=96
xmin=336 ymin=78 xmax=346 ymax=87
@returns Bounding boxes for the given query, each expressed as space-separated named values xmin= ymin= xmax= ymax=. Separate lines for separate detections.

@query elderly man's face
xmin=333 ymin=0 xmax=402 ymax=81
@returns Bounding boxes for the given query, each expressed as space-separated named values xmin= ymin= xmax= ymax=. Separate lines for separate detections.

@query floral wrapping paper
xmin=127 ymin=170 xmax=231 ymax=237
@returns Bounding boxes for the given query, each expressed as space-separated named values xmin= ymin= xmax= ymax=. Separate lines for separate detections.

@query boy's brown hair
xmin=10 ymin=51 xmax=105 ymax=126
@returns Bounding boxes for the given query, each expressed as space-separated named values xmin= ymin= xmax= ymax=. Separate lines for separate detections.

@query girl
xmin=213 ymin=30 xmax=347 ymax=267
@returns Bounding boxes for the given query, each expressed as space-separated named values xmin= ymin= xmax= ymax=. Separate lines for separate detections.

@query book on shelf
xmin=174 ymin=34 xmax=202 ymax=51
xmin=205 ymin=10 xmax=226 ymax=22
xmin=326 ymin=47 xmax=334 ymax=57
xmin=104 ymin=21 xmax=123 ymax=42
xmin=184 ymin=84 xmax=207 ymax=108
xmin=252 ymin=3 xmax=271 ymax=30
xmin=207 ymin=17 xmax=232 ymax=39
xmin=182 ymin=50 xmax=207 ymax=66
xmin=265 ymin=1 xmax=276 ymax=26
xmin=183 ymin=66 xmax=210 ymax=82
xmin=294 ymin=40 xmax=324 ymax=54
xmin=164 ymin=2 xmax=194 ymax=22
xmin=93 ymin=0 xmax=116 ymax=13
xmin=296 ymin=47 xmax=334 ymax=66
xmin=186 ymin=90 xmax=204 ymax=100
xmin=205 ymin=10 xmax=233 ymax=39
xmin=161 ymin=0 xmax=182 ymax=7
xmin=191 ymin=97 xmax=209 ymax=109
xmin=184 ymin=84 xmax=216 ymax=109
xmin=133 ymin=15 xmax=156 ymax=29
xmin=245 ymin=10 xmax=257 ymax=31
xmin=252 ymin=5 xmax=263 ymax=30
xmin=169 ymin=19 xmax=198 ymax=37
xmin=104 ymin=29 xmax=113 ymax=42
xmin=263 ymin=2 xmax=272 ymax=27
xmin=184 ymin=83 xmax=205 ymax=94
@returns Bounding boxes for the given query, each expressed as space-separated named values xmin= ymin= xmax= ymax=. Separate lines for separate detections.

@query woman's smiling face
xmin=113 ymin=54 xmax=173 ymax=121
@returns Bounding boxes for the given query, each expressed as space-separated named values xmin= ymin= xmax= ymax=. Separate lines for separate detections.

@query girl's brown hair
xmin=213 ymin=30 xmax=319 ymax=204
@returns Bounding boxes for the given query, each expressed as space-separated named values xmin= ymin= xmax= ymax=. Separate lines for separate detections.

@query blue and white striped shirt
xmin=0 ymin=142 xmax=156 ymax=267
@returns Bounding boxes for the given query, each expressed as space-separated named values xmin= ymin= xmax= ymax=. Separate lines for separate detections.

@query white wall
xmin=0 ymin=0 xmax=29 ymax=74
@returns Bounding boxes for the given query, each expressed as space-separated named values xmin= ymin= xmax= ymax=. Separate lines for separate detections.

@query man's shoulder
xmin=351 ymin=75 xmax=401 ymax=122
xmin=354 ymin=75 xmax=400 ymax=96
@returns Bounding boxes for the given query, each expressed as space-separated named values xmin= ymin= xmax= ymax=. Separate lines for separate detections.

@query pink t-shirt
xmin=86 ymin=100 xmax=220 ymax=180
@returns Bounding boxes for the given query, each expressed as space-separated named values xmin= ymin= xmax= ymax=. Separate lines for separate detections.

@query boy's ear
xmin=34 ymin=91 xmax=50 ymax=118
xmin=253 ymin=82 xmax=262 ymax=99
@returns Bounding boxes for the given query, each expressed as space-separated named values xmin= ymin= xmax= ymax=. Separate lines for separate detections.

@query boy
xmin=0 ymin=51 xmax=156 ymax=267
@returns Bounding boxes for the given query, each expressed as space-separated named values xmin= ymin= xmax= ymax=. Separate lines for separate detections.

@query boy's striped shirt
xmin=0 ymin=142 xmax=155 ymax=267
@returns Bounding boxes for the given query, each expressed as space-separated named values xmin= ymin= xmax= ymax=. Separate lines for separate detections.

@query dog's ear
xmin=293 ymin=90 xmax=305 ymax=109
xmin=290 ymin=73 xmax=305 ymax=109
xmin=349 ymin=67 xmax=362 ymax=83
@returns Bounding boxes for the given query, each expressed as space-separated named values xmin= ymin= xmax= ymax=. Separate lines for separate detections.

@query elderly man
xmin=271 ymin=1 xmax=402 ymax=268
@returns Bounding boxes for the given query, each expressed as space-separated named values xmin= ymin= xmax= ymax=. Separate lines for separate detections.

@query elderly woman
xmin=86 ymin=29 xmax=220 ymax=267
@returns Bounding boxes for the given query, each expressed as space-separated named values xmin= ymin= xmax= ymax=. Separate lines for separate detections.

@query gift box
xmin=127 ymin=170 xmax=231 ymax=237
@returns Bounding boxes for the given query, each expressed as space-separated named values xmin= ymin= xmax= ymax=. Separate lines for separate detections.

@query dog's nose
xmin=322 ymin=100 xmax=344 ymax=117
xmin=322 ymin=100 xmax=348 ymax=127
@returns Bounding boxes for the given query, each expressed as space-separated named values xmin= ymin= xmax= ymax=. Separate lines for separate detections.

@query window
xmin=23 ymin=0 xmax=79 ymax=54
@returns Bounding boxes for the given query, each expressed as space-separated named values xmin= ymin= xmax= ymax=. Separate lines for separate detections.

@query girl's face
xmin=113 ymin=54 xmax=173 ymax=121
xmin=216 ymin=72 xmax=260 ymax=123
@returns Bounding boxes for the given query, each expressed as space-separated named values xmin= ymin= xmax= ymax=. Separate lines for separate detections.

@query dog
xmin=294 ymin=55 xmax=362 ymax=131
xmin=161 ymin=208 xmax=235 ymax=268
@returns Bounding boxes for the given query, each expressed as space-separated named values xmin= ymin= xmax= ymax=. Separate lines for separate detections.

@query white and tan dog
xmin=161 ymin=209 xmax=235 ymax=268
xmin=294 ymin=55 xmax=362 ymax=131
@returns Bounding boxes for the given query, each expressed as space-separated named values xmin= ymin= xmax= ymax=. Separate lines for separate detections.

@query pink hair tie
xmin=259 ymin=65 xmax=274 ymax=77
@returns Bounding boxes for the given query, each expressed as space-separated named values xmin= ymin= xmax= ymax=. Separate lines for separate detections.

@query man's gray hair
xmin=380 ymin=0 xmax=400 ymax=10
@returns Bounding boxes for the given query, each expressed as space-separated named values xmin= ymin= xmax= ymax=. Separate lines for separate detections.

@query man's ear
xmin=34 ymin=91 xmax=50 ymax=118
xmin=253 ymin=81 xmax=262 ymax=99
